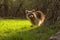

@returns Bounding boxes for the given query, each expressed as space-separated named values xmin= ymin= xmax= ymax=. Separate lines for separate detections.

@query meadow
xmin=0 ymin=19 xmax=58 ymax=40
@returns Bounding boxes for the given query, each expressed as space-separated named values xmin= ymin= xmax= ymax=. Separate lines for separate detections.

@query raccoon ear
xmin=25 ymin=10 xmax=28 ymax=13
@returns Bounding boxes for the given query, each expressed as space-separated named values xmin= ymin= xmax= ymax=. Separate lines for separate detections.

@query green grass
xmin=0 ymin=19 xmax=58 ymax=40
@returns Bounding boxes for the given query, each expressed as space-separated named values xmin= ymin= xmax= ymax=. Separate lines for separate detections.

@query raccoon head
xmin=25 ymin=10 xmax=36 ymax=19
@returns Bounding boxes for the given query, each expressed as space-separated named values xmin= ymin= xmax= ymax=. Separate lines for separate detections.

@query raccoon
xmin=25 ymin=9 xmax=45 ymax=26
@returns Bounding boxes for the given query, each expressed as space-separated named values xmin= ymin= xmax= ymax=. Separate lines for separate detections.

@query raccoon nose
xmin=29 ymin=15 xmax=33 ymax=17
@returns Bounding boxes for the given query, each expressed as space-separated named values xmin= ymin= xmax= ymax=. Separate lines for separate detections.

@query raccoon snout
xmin=29 ymin=15 xmax=33 ymax=18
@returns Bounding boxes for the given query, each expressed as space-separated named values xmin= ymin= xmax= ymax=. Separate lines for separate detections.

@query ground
xmin=0 ymin=19 xmax=58 ymax=40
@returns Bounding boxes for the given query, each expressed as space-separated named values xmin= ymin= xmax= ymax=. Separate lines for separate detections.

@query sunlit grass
xmin=0 ymin=19 xmax=58 ymax=40
xmin=0 ymin=19 xmax=41 ymax=31
xmin=0 ymin=19 xmax=32 ymax=31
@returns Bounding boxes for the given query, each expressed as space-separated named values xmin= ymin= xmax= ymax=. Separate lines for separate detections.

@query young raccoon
xmin=25 ymin=9 xmax=45 ymax=26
